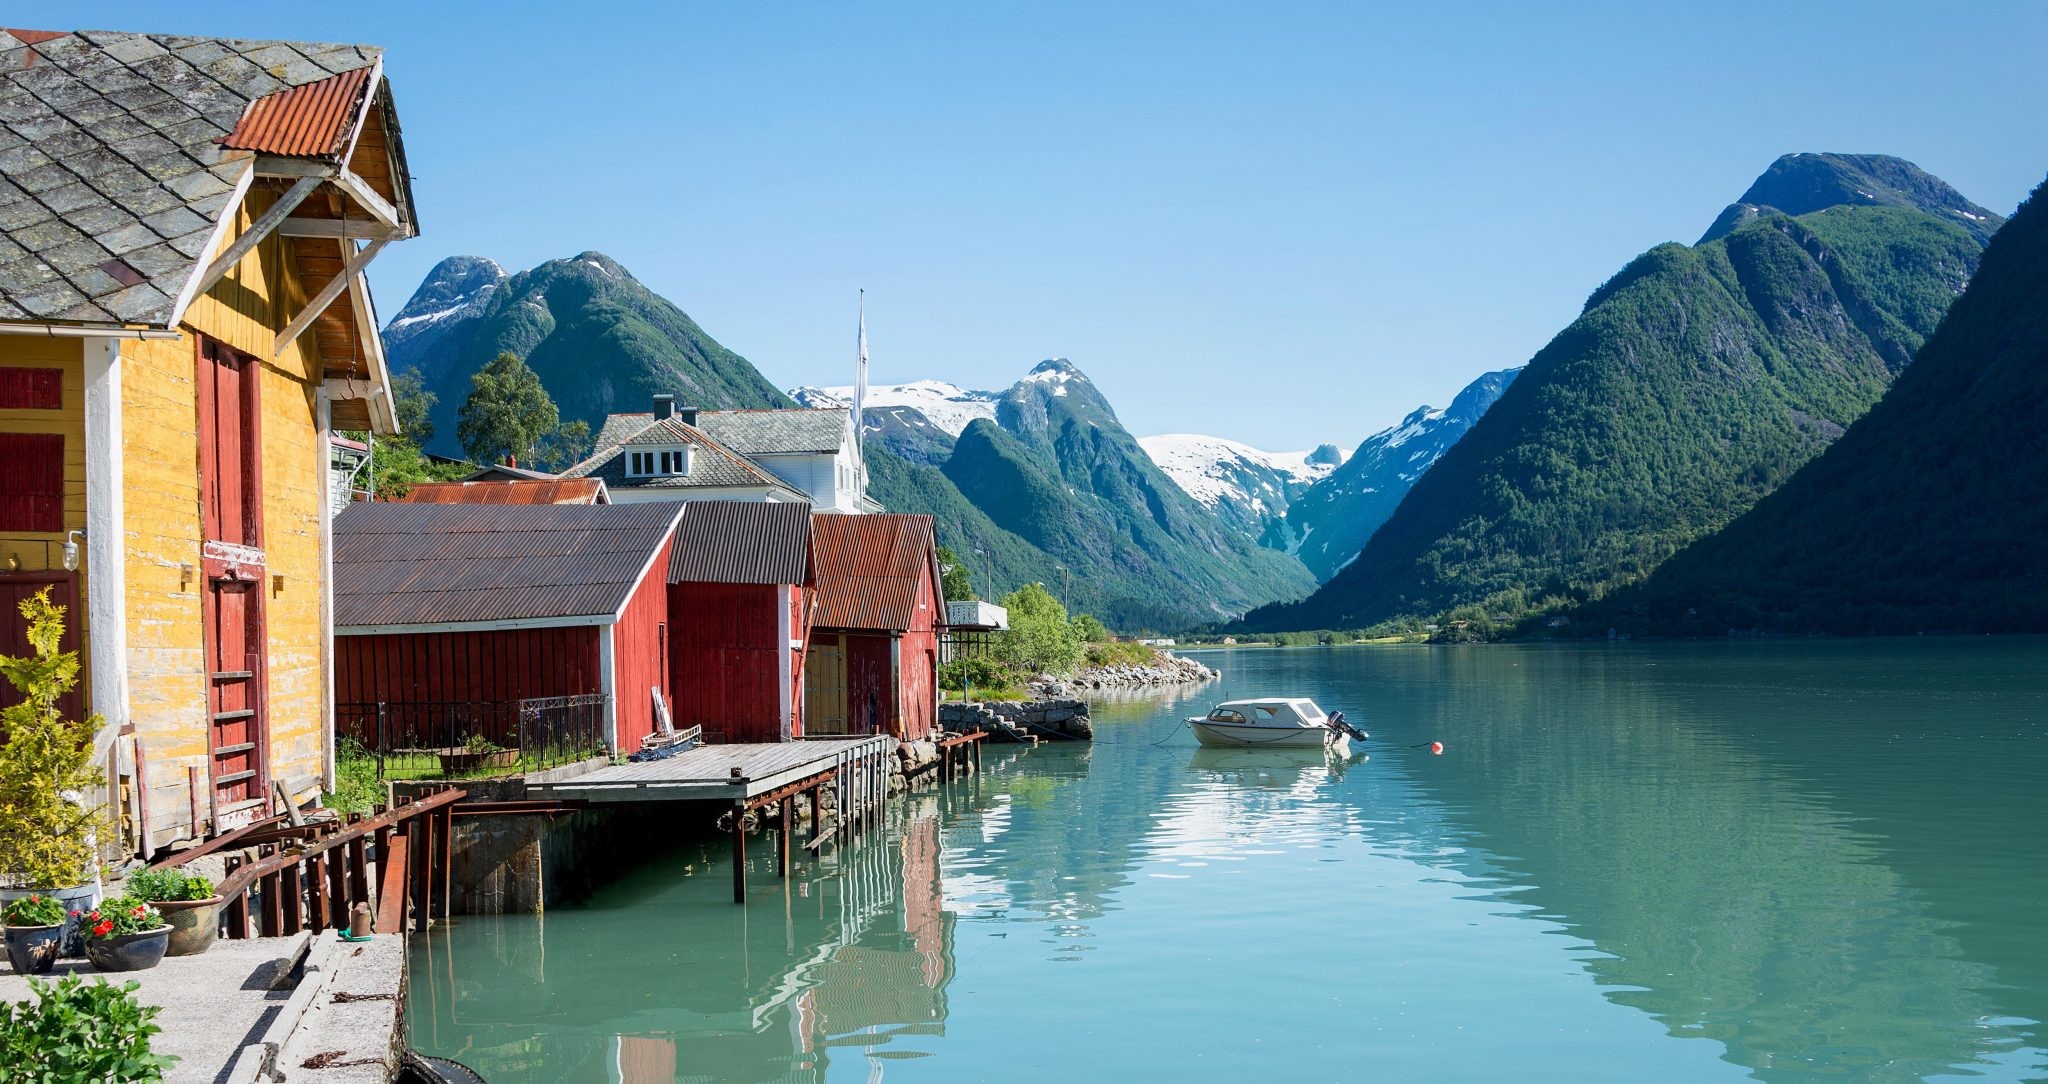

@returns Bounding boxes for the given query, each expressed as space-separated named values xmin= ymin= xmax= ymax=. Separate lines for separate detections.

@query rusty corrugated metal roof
xmin=222 ymin=63 xmax=375 ymax=159
xmin=810 ymin=514 xmax=942 ymax=632
xmin=391 ymin=479 xmax=608 ymax=506
xmin=667 ymin=501 xmax=812 ymax=586
xmin=333 ymin=502 xmax=680 ymax=628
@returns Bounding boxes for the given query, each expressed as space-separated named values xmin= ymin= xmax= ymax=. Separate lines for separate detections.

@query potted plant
xmin=79 ymin=896 xmax=169 ymax=973
xmin=124 ymin=868 xmax=222 ymax=957
xmin=3 ymin=893 xmax=67 ymax=975
xmin=436 ymin=732 xmax=519 ymax=775
xmin=0 ymin=590 xmax=107 ymax=955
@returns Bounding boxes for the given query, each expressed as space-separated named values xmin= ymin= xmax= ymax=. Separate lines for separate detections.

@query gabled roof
xmin=465 ymin=463 xmax=557 ymax=482
xmin=668 ymin=500 xmax=813 ymax=586
xmin=810 ymin=514 xmax=943 ymax=632
xmin=332 ymin=502 xmax=680 ymax=630
xmin=696 ymin=408 xmax=850 ymax=455
xmin=565 ymin=414 xmax=805 ymax=498
xmin=392 ymin=478 xmax=608 ymax=506
xmin=0 ymin=28 xmax=408 ymax=329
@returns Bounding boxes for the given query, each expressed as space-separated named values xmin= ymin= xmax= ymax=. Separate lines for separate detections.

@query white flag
xmin=853 ymin=290 xmax=868 ymax=442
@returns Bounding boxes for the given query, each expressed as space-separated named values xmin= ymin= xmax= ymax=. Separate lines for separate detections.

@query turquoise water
xmin=410 ymin=642 xmax=2048 ymax=1082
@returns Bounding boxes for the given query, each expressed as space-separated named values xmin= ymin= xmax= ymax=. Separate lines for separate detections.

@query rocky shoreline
xmin=1033 ymin=651 xmax=1218 ymax=695
xmin=939 ymin=699 xmax=1093 ymax=742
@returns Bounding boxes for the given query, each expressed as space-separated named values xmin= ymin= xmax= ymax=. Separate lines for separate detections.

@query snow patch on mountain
xmin=789 ymin=379 xmax=999 ymax=437
xmin=1139 ymin=434 xmax=1342 ymax=510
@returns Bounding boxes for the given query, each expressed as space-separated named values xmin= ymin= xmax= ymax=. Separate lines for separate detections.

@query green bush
xmin=992 ymin=584 xmax=1084 ymax=676
xmin=1082 ymin=639 xmax=1155 ymax=668
xmin=325 ymin=738 xmax=385 ymax=816
xmin=0 ymin=976 xmax=177 ymax=1082
xmin=0 ymin=590 xmax=105 ymax=888
xmin=125 ymin=868 xmax=215 ymax=904
xmin=938 ymin=657 xmax=1012 ymax=692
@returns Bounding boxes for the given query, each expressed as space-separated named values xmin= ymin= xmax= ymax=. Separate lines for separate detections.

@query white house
xmin=564 ymin=395 xmax=872 ymax=510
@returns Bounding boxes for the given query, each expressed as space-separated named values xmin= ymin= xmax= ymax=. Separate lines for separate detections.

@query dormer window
xmin=627 ymin=445 xmax=691 ymax=478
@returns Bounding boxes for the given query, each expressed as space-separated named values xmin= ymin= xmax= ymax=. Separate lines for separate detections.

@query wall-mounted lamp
xmin=62 ymin=529 xmax=84 ymax=572
xmin=271 ymin=573 xmax=286 ymax=594
xmin=179 ymin=563 xmax=196 ymax=589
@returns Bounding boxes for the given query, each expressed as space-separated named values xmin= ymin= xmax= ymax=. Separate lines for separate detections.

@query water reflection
xmin=412 ymin=796 xmax=966 ymax=1082
xmin=412 ymin=643 xmax=2048 ymax=1082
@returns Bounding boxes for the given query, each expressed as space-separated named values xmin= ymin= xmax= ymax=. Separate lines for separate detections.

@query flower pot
xmin=1 ymin=883 xmax=101 ymax=957
xmin=4 ymin=923 xmax=63 ymax=975
xmin=154 ymin=896 xmax=223 ymax=957
xmin=436 ymin=747 xmax=519 ymax=775
xmin=84 ymin=926 xmax=171 ymax=972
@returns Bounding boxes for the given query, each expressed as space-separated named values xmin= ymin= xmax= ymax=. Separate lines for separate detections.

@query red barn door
xmin=197 ymin=336 xmax=270 ymax=828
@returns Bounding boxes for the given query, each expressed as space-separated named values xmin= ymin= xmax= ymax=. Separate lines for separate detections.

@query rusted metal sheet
xmin=809 ymin=514 xmax=943 ymax=632
xmin=392 ymin=479 xmax=607 ymax=505
xmin=667 ymin=500 xmax=812 ymax=586
xmin=332 ymin=503 xmax=680 ymax=628
xmin=222 ymin=64 xmax=375 ymax=159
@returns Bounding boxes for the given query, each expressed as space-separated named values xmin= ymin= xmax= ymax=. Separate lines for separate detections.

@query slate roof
xmin=696 ymin=408 xmax=850 ymax=455
xmin=810 ymin=514 xmax=943 ymax=632
xmin=565 ymin=414 xmax=805 ymax=498
xmin=668 ymin=500 xmax=813 ymax=586
xmin=332 ymin=502 xmax=681 ymax=629
xmin=0 ymin=28 xmax=381 ymax=327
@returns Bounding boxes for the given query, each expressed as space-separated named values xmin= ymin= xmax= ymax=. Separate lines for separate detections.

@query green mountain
xmin=1243 ymin=154 xmax=1994 ymax=632
xmin=385 ymin=262 xmax=1312 ymax=630
xmin=1701 ymin=152 xmax=2004 ymax=245
xmin=852 ymin=360 xmax=1317 ymax=630
xmin=383 ymin=253 xmax=791 ymax=458
xmin=1581 ymin=176 xmax=2048 ymax=635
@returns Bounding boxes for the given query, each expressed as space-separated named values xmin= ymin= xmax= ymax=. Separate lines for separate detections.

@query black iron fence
xmin=336 ymin=694 xmax=611 ymax=780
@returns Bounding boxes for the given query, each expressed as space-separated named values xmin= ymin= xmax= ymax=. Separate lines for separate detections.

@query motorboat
xmin=1185 ymin=698 xmax=1365 ymax=751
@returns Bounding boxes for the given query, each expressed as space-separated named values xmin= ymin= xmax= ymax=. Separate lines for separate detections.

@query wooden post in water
xmin=778 ymin=797 xmax=793 ymax=877
xmin=731 ymin=800 xmax=748 ymax=904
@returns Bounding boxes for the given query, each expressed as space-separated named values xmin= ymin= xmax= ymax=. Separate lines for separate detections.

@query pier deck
xmin=526 ymin=736 xmax=889 ymax=805
xmin=527 ymin=736 xmax=896 ymax=903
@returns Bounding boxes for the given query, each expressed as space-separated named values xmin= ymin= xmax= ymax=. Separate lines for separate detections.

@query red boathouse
xmin=805 ymin=514 xmax=946 ymax=741
xmin=332 ymin=502 xmax=682 ymax=755
xmin=665 ymin=501 xmax=815 ymax=744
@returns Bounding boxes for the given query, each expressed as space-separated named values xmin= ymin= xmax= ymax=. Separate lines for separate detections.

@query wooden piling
xmin=731 ymin=800 xmax=748 ymax=904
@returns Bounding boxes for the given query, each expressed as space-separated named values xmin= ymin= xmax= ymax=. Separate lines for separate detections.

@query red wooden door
xmin=196 ymin=336 xmax=269 ymax=826
xmin=0 ymin=572 xmax=81 ymax=725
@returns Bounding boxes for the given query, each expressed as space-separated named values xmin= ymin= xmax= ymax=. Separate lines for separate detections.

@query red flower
xmin=69 ymin=910 xmax=81 ymax=918
xmin=131 ymin=906 xmax=146 ymax=917
xmin=93 ymin=920 xmax=113 ymax=937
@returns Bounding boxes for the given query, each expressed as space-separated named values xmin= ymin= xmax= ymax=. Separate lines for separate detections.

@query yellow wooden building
xmin=0 ymin=29 xmax=417 ymax=854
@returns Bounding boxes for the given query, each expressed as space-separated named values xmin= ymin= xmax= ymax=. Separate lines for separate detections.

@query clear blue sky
xmin=71 ymin=2 xmax=2048 ymax=449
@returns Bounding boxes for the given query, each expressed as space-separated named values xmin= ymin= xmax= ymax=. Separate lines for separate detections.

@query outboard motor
xmin=1327 ymin=711 xmax=1370 ymax=743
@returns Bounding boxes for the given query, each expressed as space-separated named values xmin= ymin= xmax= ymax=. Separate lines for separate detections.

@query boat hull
xmin=1188 ymin=720 xmax=1347 ymax=751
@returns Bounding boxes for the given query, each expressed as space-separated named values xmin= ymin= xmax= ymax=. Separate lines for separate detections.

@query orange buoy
xmin=1430 ymin=741 xmax=1444 ymax=755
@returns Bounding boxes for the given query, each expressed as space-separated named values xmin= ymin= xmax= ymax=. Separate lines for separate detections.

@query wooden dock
xmin=527 ymin=736 xmax=895 ymax=903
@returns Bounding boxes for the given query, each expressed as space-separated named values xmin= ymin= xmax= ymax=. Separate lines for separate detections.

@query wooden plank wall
xmin=845 ymin=634 xmax=893 ymax=737
xmin=669 ymin=580 xmax=783 ymax=744
xmin=334 ymin=627 xmax=602 ymax=706
xmin=899 ymin=565 xmax=940 ymax=741
xmin=610 ymin=535 xmax=674 ymax=752
xmin=122 ymin=184 xmax=332 ymax=848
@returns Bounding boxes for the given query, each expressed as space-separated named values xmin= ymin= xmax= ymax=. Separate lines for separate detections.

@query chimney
xmin=678 ymin=406 xmax=700 ymax=426
xmin=652 ymin=394 xmax=675 ymax=420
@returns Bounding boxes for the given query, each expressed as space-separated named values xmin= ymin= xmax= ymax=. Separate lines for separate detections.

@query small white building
xmin=565 ymin=395 xmax=874 ymax=511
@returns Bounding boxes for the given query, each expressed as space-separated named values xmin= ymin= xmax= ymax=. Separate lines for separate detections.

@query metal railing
xmin=336 ymin=694 xmax=611 ymax=780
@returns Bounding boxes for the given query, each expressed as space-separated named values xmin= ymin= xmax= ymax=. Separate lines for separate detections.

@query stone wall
xmin=939 ymin=699 xmax=1092 ymax=742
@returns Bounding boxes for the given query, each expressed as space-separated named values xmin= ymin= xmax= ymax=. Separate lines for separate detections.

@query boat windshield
xmin=1207 ymin=709 xmax=1248 ymax=723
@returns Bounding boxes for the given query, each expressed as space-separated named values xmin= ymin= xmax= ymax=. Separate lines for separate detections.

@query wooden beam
xmin=276 ymin=218 xmax=407 ymax=240
xmin=732 ymin=800 xmax=748 ymax=904
xmin=330 ymin=169 xmax=404 ymax=232
xmin=375 ymin=830 xmax=409 ymax=934
xmin=188 ymin=175 xmax=322 ymax=300
xmin=274 ymin=238 xmax=388 ymax=357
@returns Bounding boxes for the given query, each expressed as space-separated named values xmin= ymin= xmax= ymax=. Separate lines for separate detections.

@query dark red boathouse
xmin=332 ymin=502 xmax=682 ymax=755
xmin=805 ymin=514 xmax=946 ymax=742
xmin=665 ymin=501 xmax=814 ymax=744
